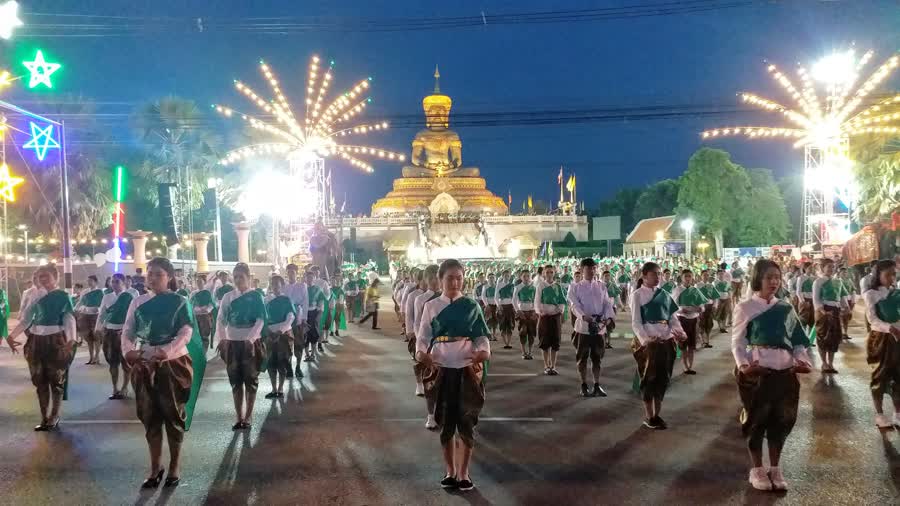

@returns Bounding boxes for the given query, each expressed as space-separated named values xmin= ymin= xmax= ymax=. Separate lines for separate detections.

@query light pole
xmin=681 ymin=218 xmax=694 ymax=260
xmin=207 ymin=177 xmax=223 ymax=262
xmin=17 ymin=223 xmax=27 ymax=264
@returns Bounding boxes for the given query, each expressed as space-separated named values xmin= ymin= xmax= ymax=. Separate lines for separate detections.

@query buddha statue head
xmin=423 ymin=65 xmax=451 ymax=131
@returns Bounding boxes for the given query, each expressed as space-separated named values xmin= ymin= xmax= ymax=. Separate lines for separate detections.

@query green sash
xmin=429 ymin=297 xmax=490 ymax=346
xmin=31 ymin=290 xmax=74 ymax=327
xmin=484 ymin=285 xmax=496 ymax=299
xmin=176 ymin=288 xmax=190 ymax=297
xmin=819 ymin=278 xmax=845 ymax=302
xmin=800 ymin=278 xmax=814 ymax=293
xmin=0 ymin=289 xmax=8 ymax=338
xmin=133 ymin=293 xmax=192 ymax=347
xmin=215 ymin=284 xmax=235 ymax=301
xmin=561 ymin=274 xmax=573 ymax=284
xmin=607 ymin=283 xmax=621 ymax=297
xmin=875 ymin=290 xmax=900 ymax=324
xmin=540 ymin=283 xmax=566 ymax=305
xmin=184 ymin=303 xmax=206 ymax=431
xmin=474 ymin=284 xmax=484 ymax=298
xmin=746 ymin=300 xmax=810 ymax=351
xmin=104 ymin=291 xmax=134 ymax=326
xmin=617 ymin=273 xmax=630 ymax=284
xmin=497 ymin=282 xmax=515 ymax=299
xmin=714 ymin=281 xmax=731 ymax=295
xmin=660 ymin=281 xmax=676 ymax=294
xmin=640 ymin=289 xmax=678 ymax=323
xmin=80 ymin=288 xmax=104 ymax=308
xmin=266 ymin=295 xmax=296 ymax=325
xmin=224 ymin=290 xmax=267 ymax=328
xmin=676 ymin=286 xmax=709 ymax=307
xmin=190 ymin=289 xmax=215 ymax=308
xmin=775 ymin=286 xmax=790 ymax=300
xmin=698 ymin=283 xmax=721 ymax=301
xmin=516 ymin=284 xmax=536 ymax=303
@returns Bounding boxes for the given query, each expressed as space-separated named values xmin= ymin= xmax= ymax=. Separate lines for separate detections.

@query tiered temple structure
xmin=327 ymin=68 xmax=587 ymax=261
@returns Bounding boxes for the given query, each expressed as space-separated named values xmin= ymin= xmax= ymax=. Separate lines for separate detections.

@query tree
xmin=778 ymin=173 xmax=804 ymax=244
xmin=676 ymin=148 xmax=750 ymax=255
xmin=850 ymin=131 xmax=900 ymax=223
xmin=596 ymin=188 xmax=642 ymax=238
xmin=634 ymin=179 xmax=680 ymax=221
xmin=735 ymin=169 xmax=791 ymax=246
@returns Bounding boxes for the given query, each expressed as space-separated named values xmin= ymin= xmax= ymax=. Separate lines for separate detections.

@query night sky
xmin=8 ymin=0 xmax=900 ymax=214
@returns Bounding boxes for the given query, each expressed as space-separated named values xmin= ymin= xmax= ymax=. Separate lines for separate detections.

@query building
xmin=623 ymin=215 xmax=683 ymax=257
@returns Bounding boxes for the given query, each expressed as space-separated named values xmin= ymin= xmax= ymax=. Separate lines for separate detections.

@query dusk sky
xmin=8 ymin=0 xmax=900 ymax=213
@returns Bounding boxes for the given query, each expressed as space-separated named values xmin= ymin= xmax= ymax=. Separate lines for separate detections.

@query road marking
xmin=487 ymin=373 xmax=539 ymax=377
xmin=63 ymin=417 xmax=554 ymax=425
xmin=384 ymin=417 xmax=553 ymax=422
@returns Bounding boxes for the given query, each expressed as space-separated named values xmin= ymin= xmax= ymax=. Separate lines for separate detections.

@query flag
xmin=528 ymin=195 xmax=533 ymax=209
xmin=557 ymin=166 xmax=563 ymax=185
xmin=508 ymin=189 xmax=512 ymax=205
xmin=566 ymin=174 xmax=575 ymax=193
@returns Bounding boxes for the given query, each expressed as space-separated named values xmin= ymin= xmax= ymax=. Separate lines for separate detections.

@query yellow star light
xmin=0 ymin=163 xmax=24 ymax=202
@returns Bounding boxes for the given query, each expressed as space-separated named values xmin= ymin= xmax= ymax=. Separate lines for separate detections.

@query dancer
xmin=283 ymin=264 xmax=308 ymax=378
xmin=660 ymin=269 xmax=676 ymax=294
xmin=695 ymin=270 xmax=720 ymax=349
xmin=535 ymin=264 xmax=565 ymax=375
xmin=513 ymin=270 xmax=537 ymax=360
xmin=837 ymin=266 xmax=856 ymax=340
xmin=630 ymin=261 xmax=686 ymax=430
xmin=122 ymin=257 xmax=196 ymax=489
xmin=213 ymin=271 xmax=234 ymax=303
xmin=472 ymin=272 xmax=486 ymax=312
xmin=812 ymin=258 xmax=849 ymax=373
xmin=568 ymin=258 xmax=615 ymax=397
xmin=617 ymin=268 xmax=631 ymax=309
xmin=215 ymin=262 xmax=267 ymax=430
xmin=714 ymin=269 xmax=733 ymax=333
xmin=75 ymin=275 xmax=104 ymax=365
xmin=732 ymin=259 xmax=811 ymax=491
xmin=495 ymin=269 xmax=516 ymax=350
xmin=190 ymin=275 xmax=216 ymax=350
xmin=404 ymin=270 xmax=427 ymax=347
xmin=95 ymin=273 xmax=136 ymax=399
xmin=601 ymin=270 xmax=620 ymax=348
xmin=343 ymin=272 xmax=360 ymax=324
xmin=304 ymin=269 xmax=327 ymax=361
xmin=481 ymin=273 xmax=498 ymax=340
xmin=416 ymin=259 xmax=491 ymax=492
xmin=7 ymin=264 xmax=76 ymax=431
xmin=671 ymin=269 xmax=709 ymax=375
xmin=412 ymin=264 xmax=441 ymax=428
xmin=731 ymin=260 xmax=746 ymax=305
xmin=795 ymin=262 xmax=816 ymax=328
xmin=264 ymin=275 xmax=295 ymax=399
xmin=864 ymin=259 xmax=900 ymax=428
xmin=328 ymin=273 xmax=346 ymax=338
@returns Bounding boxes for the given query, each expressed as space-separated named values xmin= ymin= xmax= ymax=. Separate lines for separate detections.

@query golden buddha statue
xmin=403 ymin=66 xmax=480 ymax=178
xmin=371 ymin=67 xmax=507 ymax=217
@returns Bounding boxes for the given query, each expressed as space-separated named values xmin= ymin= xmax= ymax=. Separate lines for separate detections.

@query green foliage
xmin=854 ymin=154 xmax=900 ymax=223
xmin=735 ymin=169 xmax=791 ymax=246
xmin=676 ymin=148 xmax=750 ymax=250
xmin=778 ymin=173 xmax=803 ymax=244
xmin=634 ymin=179 xmax=680 ymax=221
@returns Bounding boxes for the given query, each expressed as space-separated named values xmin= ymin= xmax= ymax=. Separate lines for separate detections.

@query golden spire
xmin=434 ymin=65 xmax=441 ymax=93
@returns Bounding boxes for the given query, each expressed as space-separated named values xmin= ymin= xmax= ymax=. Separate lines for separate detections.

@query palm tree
xmin=851 ymin=133 xmax=900 ymax=223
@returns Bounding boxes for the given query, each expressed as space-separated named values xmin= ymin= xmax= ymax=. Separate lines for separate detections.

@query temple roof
xmin=625 ymin=215 xmax=676 ymax=243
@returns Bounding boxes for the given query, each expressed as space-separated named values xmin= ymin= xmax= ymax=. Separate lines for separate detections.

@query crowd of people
xmin=390 ymin=253 xmax=900 ymax=492
xmin=2 ymin=251 xmax=898 ymax=494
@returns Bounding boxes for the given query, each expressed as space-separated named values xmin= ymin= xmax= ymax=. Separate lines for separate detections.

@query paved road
xmin=0 ymin=287 xmax=898 ymax=505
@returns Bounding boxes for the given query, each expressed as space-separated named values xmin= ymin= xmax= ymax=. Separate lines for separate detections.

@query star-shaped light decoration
xmin=23 ymin=122 xmax=60 ymax=161
xmin=0 ymin=1 xmax=23 ymax=40
xmin=22 ymin=50 xmax=61 ymax=89
xmin=0 ymin=163 xmax=24 ymax=202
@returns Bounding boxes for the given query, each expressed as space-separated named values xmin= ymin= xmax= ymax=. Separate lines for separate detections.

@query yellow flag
xmin=566 ymin=174 xmax=575 ymax=193
xmin=527 ymin=195 xmax=533 ymax=209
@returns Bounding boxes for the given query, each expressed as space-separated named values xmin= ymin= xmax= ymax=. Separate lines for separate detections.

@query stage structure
xmin=702 ymin=49 xmax=900 ymax=246
xmin=215 ymin=55 xmax=404 ymax=265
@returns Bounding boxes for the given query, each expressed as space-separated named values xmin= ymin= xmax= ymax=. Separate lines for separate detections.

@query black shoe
xmin=335 ymin=331 xmax=340 ymax=337
xmin=141 ymin=469 xmax=164 ymax=489
xmin=46 ymin=418 xmax=60 ymax=430
xmin=457 ymin=479 xmax=475 ymax=491
xmin=317 ymin=343 xmax=324 ymax=352
xmin=440 ymin=475 xmax=457 ymax=489
xmin=294 ymin=364 xmax=302 ymax=377
xmin=286 ymin=368 xmax=294 ymax=378
xmin=522 ymin=354 xmax=528 ymax=360
xmin=549 ymin=368 xmax=559 ymax=376
xmin=581 ymin=383 xmax=591 ymax=397
xmin=592 ymin=383 xmax=607 ymax=397
xmin=265 ymin=392 xmax=277 ymax=399
xmin=503 ymin=345 xmax=513 ymax=349
xmin=653 ymin=416 xmax=667 ymax=430
xmin=372 ymin=327 xmax=381 ymax=330
xmin=525 ymin=354 xmax=534 ymax=360
xmin=34 ymin=422 xmax=48 ymax=432
xmin=605 ymin=343 xmax=613 ymax=349
xmin=241 ymin=421 xmax=252 ymax=430
xmin=164 ymin=476 xmax=180 ymax=488
xmin=684 ymin=369 xmax=697 ymax=375
xmin=642 ymin=418 xmax=660 ymax=429
xmin=329 ymin=331 xmax=335 ymax=337
xmin=232 ymin=422 xmax=243 ymax=431
xmin=276 ymin=392 xmax=285 ymax=398
xmin=704 ymin=344 xmax=713 ymax=348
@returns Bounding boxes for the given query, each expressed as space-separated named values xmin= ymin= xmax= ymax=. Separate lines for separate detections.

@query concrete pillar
xmin=167 ymin=244 xmax=180 ymax=261
xmin=127 ymin=230 xmax=151 ymax=271
xmin=191 ymin=233 xmax=211 ymax=273
xmin=233 ymin=221 xmax=252 ymax=264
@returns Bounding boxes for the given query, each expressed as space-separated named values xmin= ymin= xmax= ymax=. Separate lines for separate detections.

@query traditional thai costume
xmin=481 ymin=283 xmax=498 ymax=334
xmin=306 ymin=283 xmax=327 ymax=351
xmin=672 ymin=284 xmax=709 ymax=351
xmin=568 ymin=279 xmax=615 ymax=366
xmin=329 ymin=284 xmax=346 ymax=336
xmin=617 ymin=271 xmax=631 ymax=307
xmin=696 ymin=282 xmax=720 ymax=346
xmin=812 ymin=276 xmax=849 ymax=354
xmin=630 ymin=285 xmax=684 ymax=401
xmin=215 ymin=289 xmax=267 ymax=393
xmin=412 ymin=289 xmax=442 ymax=387
xmin=535 ymin=280 xmax=565 ymax=352
xmin=265 ymin=293 xmax=296 ymax=381
xmin=96 ymin=289 xmax=135 ymax=372
xmin=494 ymin=278 xmax=516 ymax=336
xmin=215 ymin=283 xmax=235 ymax=303
xmin=730 ymin=267 xmax=746 ymax=304
xmin=75 ymin=287 xmax=104 ymax=347
xmin=283 ymin=280 xmax=308 ymax=373
xmin=864 ymin=287 xmax=900 ymax=405
xmin=343 ymin=279 xmax=359 ymax=322
xmin=190 ymin=288 xmax=216 ymax=349
xmin=0 ymin=287 xmax=8 ymax=339
xmin=731 ymin=296 xmax=810 ymax=452
xmin=21 ymin=289 xmax=77 ymax=401
xmin=417 ymin=294 xmax=491 ymax=448
xmin=122 ymin=292 xmax=196 ymax=441
xmin=714 ymin=279 xmax=732 ymax=330
xmin=795 ymin=275 xmax=815 ymax=327
xmin=513 ymin=282 xmax=537 ymax=348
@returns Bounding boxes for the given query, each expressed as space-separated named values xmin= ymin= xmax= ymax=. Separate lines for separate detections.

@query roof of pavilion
xmin=625 ymin=215 xmax=677 ymax=244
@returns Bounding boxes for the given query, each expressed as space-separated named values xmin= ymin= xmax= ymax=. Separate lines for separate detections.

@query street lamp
xmin=17 ymin=223 xmax=27 ymax=264
xmin=681 ymin=218 xmax=694 ymax=260
xmin=207 ymin=177 xmax=223 ymax=262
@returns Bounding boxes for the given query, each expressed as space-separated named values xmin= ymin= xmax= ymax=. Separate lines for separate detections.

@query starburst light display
xmin=214 ymin=55 xmax=405 ymax=173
